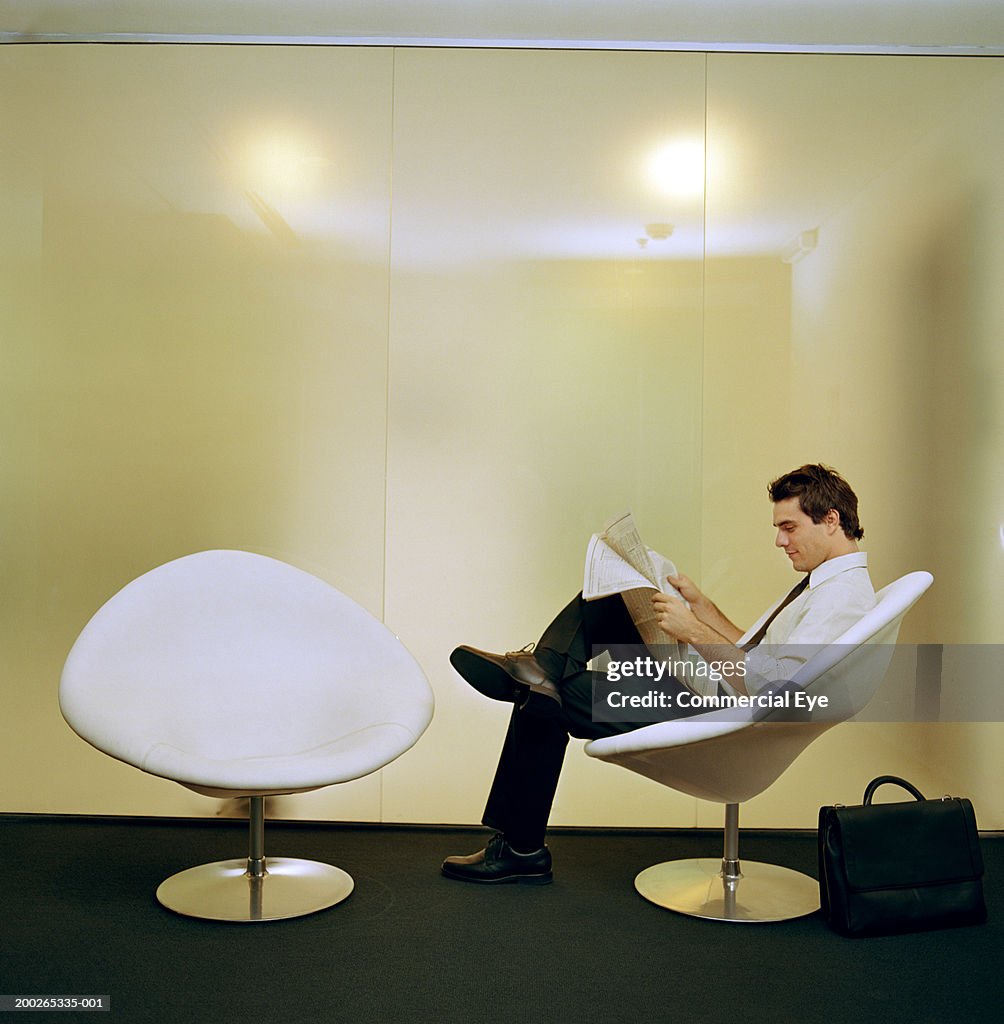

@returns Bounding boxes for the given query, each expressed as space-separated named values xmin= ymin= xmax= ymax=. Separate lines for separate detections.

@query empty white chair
xmin=60 ymin=550 xmax=435 ymax=922
xmin=585 ymin=571 xmax=933 ymax=923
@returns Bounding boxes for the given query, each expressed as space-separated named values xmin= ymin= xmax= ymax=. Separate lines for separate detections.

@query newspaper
xmin=583 ymin=510 xmax=683 ymax=603
xmin=583 ymin=511 xmax=713 ymax=695
xmin=581 ymin=509 xmax=713 ymax=696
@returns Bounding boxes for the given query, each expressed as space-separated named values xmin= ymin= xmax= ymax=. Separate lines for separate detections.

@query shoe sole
xmin=440 ymin=865 xmax=553 ymax=885
xmin=450 ymin=647 xmax=521 ymax=703
xmin=450 ymin=648 xmax=563 ymax=717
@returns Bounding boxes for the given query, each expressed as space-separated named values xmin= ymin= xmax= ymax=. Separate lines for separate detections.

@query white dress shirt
xmin=738 ymin=551 xmax=876 ymax=694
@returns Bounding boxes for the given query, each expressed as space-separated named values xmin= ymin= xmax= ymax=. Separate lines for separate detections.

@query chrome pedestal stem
xmin=721 ymin=802 xmax=742 ymax=881
xmin=247 ymin=796 xmax=267 ymax=879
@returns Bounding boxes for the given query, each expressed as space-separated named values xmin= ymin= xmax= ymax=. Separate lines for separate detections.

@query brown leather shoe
xmin=441 ymin=833 xmax=553 ymax=885
xmin=449 ymin=644 xmax=562 ymax=711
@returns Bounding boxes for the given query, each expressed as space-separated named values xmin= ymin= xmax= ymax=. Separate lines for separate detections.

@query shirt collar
xmin=807 ymin=551 xmax=868 ymax=590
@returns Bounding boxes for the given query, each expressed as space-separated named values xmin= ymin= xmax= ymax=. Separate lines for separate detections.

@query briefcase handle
xmin=863 ymin=775 xmax=926 ymax=805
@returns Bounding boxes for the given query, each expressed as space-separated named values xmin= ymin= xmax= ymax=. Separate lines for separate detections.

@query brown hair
xmin=768 ymin=464 xmax=864 ymax=540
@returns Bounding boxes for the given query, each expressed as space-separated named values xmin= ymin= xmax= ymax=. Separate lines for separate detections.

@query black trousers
xmin=480 ymin=591 xmax=699 ymax=850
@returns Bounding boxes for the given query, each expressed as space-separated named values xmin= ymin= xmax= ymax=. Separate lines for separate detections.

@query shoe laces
xmin=505 ymin=642 xmax=535 ymax=657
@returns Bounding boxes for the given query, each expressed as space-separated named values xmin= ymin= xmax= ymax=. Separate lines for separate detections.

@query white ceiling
xmin=2 ymin=0 xmax=1003 ymax=53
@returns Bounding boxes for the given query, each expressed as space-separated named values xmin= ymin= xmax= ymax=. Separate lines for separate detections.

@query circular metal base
xmin=635 ymin=858 xmax=819 ymax=923
xmin=156 ymin=858 xmax=354 ymax=922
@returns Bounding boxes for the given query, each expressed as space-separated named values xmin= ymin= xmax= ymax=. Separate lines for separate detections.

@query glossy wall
xmin=1 ymin=46 xmax=1001 ymax=826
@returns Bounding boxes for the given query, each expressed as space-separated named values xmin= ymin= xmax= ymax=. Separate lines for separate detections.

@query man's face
xmin=772 ymin=497 xmax=838 ymax=573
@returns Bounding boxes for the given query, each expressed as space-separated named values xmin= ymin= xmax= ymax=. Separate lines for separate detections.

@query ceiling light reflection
xmin=646 ymin=138 xmax=706 ymax=199
xmin=239 ymin=128 xmax=329 ymax=200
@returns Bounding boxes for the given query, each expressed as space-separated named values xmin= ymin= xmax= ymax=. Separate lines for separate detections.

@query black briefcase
xmin=818 ymin=775 xmax=987 ymax=937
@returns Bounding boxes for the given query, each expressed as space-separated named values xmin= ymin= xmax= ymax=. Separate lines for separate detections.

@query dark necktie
xmin=741 ymin=576 xmax=809 ymax=651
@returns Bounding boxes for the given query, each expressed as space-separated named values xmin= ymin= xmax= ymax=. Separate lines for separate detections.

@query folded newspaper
xmin=583 ymin=510 xmax=685 ymax=603
xmin=583 ymin=511 xmax=715 ymax=695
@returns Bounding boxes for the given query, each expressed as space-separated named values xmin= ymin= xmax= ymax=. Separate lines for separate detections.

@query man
xmin=442 ymin=464 xmax=875 ymax=885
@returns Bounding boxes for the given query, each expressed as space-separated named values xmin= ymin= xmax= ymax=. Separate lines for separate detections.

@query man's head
xmin=768 ymin=464 xmax=863 ymax=572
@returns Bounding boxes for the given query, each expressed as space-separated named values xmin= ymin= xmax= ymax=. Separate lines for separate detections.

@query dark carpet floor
xmin=1 ymin=816 xmax=1000 ymax=1023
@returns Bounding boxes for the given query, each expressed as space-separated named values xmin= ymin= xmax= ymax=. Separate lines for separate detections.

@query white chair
xmin=60 ymin=550 xmax=435 ymax=922
xmin=585 ymin=571 xmax=933 ymax=923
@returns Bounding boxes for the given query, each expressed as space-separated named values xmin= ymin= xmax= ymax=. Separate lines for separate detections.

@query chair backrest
xmin=60 ymin=550 xmax=435 ymax=793
xmin=584 ymin=571 xmax=932 ymax=804
xmin=763 ymin=569 xmax=935 ymax=724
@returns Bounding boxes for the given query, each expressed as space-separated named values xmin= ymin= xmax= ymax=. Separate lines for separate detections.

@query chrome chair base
xmin=635 ymin=857 xmax=819 ymax=923
xmin=156 ymin=857 xmax=354 ymax=922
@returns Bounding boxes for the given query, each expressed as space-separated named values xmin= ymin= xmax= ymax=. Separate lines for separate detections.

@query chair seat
xmin=587 ymin=572 xmax=934 ymax=801
xmin=141 ymin=720 xmax=422 ymax=796
xmin=60 ymin=550 xmax=435 ymax=791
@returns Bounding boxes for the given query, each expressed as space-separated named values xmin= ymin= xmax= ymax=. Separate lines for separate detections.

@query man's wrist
xmin=685 ymin=619 xmax=720 ymax=647
xmin=690 ymin=596 xmax=715 ymax=624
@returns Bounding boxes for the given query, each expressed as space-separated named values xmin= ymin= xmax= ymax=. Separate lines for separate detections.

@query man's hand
xmin=666 ymin=573 xmax=706 ymax=610
xmin=653 ymin=584 xmax=751 ymax=696
xmin=651 ymin=590 xmax=702 ymax=643
xmin=662 ymin=573 xmax=745 ymax=646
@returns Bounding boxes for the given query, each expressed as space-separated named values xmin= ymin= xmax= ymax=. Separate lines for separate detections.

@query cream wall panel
xmin=382 ymin=48 xmax=705 ymax=828
xmin=787 ymin=58 xmax=1004 ymax=826
xmin=696 ymin=53 xmax=1004 ymax=829
xmin=0 ymin=45 xmax=395 ymax=818
xmin=733 ymin=55 xmax=1004 ymax=828
xmin=778 ymin=55 xmax=1002 ymax=631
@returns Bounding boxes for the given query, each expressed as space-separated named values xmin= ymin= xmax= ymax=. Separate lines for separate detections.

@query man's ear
xmin=824 ymin=508 xmax=842 ymax=532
